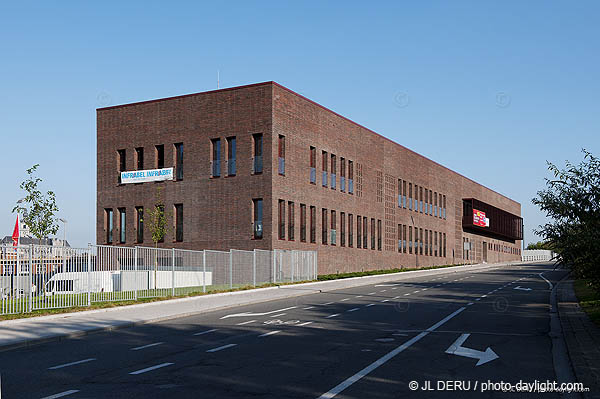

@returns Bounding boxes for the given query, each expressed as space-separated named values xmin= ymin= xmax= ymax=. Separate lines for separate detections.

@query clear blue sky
xmin=1 ymin=1 xmax=598 ymax=248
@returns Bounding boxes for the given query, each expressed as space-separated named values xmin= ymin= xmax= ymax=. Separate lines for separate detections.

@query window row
xmin=488 ymin=242 xmax=521 ymax=255
xmin=117 ymin=143 xmax=183 ymax=184
xmin=309 ymin=147 xmax=355 ymax=194
xmin=103 ymin=204 xmax=184 ymax=244
xmin=211 ymin=133 xmax=265 ymax=178
xmin=397 ymin=179 xmax=447 ymax=220
xmin=397 ymin=224 xmax=447 ymax=258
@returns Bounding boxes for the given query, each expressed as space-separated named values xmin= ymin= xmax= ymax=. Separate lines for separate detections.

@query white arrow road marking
xmin=220 ymin=306 xmax=297 ymax=319
xmin=514 ymin=286 xmax=532 ymax=291
xmin=445 ymin=333 xmax=498 ymax=366
xmin=539 ymin=272 xmax=553 ymax=289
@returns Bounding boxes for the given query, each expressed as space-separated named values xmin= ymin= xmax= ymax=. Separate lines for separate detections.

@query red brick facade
xmin=97 ymin=82 xmax=522 ymax=275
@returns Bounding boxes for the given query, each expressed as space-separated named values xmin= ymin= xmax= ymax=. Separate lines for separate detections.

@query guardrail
xmin=0 ymin=244 xmax=317 ymax=315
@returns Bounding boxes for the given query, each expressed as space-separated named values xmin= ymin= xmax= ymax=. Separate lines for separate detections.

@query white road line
xmin=365 ymin=303 xmax=375 ymax=307
xmin=539 ymin=272 xmax=553 ymax=289
xmin=323 ymin=302 xmax=335 ymax=305
xmin=129 ymin=362 xmax=174 ymax=375
xmin=380 ymin=290 xmax=387 ymax=292
xmin=481 ymin=295 xmax=487 ymax=298
xmin=40 ymin=390 xmax=80 ymax=399
xmin=48 ymin=358 xmax=96 ymax=370
xmin=392 ymin=287 xmax=398 ymax=290
xmin=325 ymin=313 xmax=340 ymax=319
xmin=347 ymin=307 xmax=360 ymax=312
xmin=206 ymin=343 xmax=238 ymax=353
xmin=422 ymin=288 xmax=428 ymax=291
xmin=298 ymin=321 xmax=313 ymax=326
xmin=270 ymin=313 xmax=286 ymax=318
xmin=404 ymin=293 xmax=410 ymax=296
xmin=467 ymin=302 xmax=474 ymax=306
xmin=303 ymin=306 xmax=316 ymax=310
xmin=413 ymin=290 xmax=420 ymax=293
xmin=380 ymin=299 xmax=389 ymax=303
xmin=475 ymin=298 xmax=482 ymax=301
xmin=317 ymin=307 xmax=466 ymax=399
xmin=258 ymin=330 xmax=281 ymax=337
xmin=393 ymin=296 xmax=400 ymax=299
xmin=356 ymin=295 xmax=364 ymax=298
xmin=340 ymin=298 xmax=350 ymax=302
xmin=236 ymin=320 xmax=256 ymax=326
xmin=220 ymin=306 xmax=297 ymax=319
xmin=368 ymin=292 xmax=376 ymax=295
xmin=131 ymin=342 xmax=164 ymax=351
xmin=194 ymin=328 xmax=219 ymax=335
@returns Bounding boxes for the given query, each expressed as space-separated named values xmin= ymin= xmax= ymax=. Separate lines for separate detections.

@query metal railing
xmin=0 ymin=244 xmax=317 ymax=315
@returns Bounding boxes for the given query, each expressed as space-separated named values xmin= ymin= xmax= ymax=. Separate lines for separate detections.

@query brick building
xmin=97 ymin=82 xmax=523 ymax=274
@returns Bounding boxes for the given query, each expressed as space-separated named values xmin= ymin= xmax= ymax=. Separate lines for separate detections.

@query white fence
xmin=0 ymin=244 xmax=317 ymax=315
xmin=522 ymin=249 xmax=555 ymax=262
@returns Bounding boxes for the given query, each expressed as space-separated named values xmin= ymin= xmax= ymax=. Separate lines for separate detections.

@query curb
xmin=0 ymin=261 xmax=515 ymax=352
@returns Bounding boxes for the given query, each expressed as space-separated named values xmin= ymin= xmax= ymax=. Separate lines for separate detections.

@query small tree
xmin=526 ymin=241 xmax=553 ymax=250
xmin=533 ymin=149 xmax=600 ymax=291
xmin=147 ymin=186 xmax=170 ymax=290
xmin=12 ymin=164 xmax=60 ymax=245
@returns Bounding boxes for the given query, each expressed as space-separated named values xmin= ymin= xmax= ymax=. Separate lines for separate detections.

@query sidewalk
xmin=0 ymin=261 xmax=508 ymax=352
xmin=557 ymin=279 xmax=600 ymax=399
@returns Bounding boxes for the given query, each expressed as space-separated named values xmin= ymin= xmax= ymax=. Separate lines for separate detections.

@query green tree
xmin=12 ymin=164 xmax=60 ymax=245
xmin=147 ymin=186 xmax=171 ymax=290
xmin=526 ymin=241 xmax=553 ymax=250
xmin=532 ymin=149 xmax=600 ymax=291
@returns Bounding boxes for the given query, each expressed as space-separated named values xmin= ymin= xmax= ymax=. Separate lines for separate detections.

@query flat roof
xmin=97 ymin=81 xmax=519 ymax=207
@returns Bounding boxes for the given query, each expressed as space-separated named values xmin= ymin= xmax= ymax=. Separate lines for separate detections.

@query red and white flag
xmin=12 ymin=215 xmax=19 ymax=247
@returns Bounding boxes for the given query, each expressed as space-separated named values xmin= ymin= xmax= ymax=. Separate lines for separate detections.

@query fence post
xmin=134 ymin=247 xmax=138 ymax=301
xmin=314 ymin=251 xmax=318 ymax=280
xmin=28 ymin=245 xmax=33 ymax=313
xmin=202 ymin=250 xmax=206 ymax=293
xmin=253 ymin=250 xmax=256 ymax=287
xmin=229 ymin=250 xmax=233 ymax=289
xmin=172 ymin=248 xmax=175 ymax=297
xmin=87 ymin=244 xmax=91 ymax=307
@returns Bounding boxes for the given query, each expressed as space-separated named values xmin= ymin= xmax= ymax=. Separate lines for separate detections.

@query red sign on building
xmin=473 ymin=209 xmax=488 ymax=227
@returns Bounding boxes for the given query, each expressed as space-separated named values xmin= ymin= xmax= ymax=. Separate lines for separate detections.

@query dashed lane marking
xmin=40 ymin=390 xmax=80 ymax=399
xmin=326 ymin=313 xmax=341 ymax=319
xmin=48 ymin=358 xmax=96 ymax=370
xmin=270 ymin=313 xmax=286 ymax=318
xmin=348 ymin=308 xmax=360 ymax=312
xmin=131 ymin=342 xmax=164 ymax=351
xmin=236 ymin=320 xmax=256 ymax=326
xmin=298 ymin=321 xmax=313 ymax=326
xmin=258 ymin=330 xmax=281 ymax=337
xmin=206 ymin=344 xmax=237 ymax=353
xmin=129 ymin=362 xmax=174 ymax=375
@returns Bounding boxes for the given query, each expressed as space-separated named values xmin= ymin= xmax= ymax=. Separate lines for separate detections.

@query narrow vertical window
xmin=439 ymin=193 xmax=443 ymax=218
xmin=135 ymin=147 xmax=144 ymax=170
xmin=253 ymin=198 xmax=263 ymax=239
xmin=398 ymin=179 xmax=402 ymax=207
xmin=377 ymin=219 xmax=382 ymax=251
xmin=340 ymin=158 xmax=346 ymax=192
xmin=348 ymin=160 xmax=354 ymax=194
xmin=330 ymin=154 xmax=336 ymax=190
xmin=420 ymin=228 xmax=424 ymax=255
xmin=398 ymin=224 xmax=402 ymax=252
xmin=278 ymin=135 xmax=285 ymax=175
xmin=370 ymin=218 xmax=375 ymax=250
xmin=429 ymin=190 xmax=433 ymax=215
xmin=322 ymin=208 xmax=328 ymax=244
xmin=425 ymin=229 xmax=429 ymax=256
xmin=341 ymin=212 xmax=346 ymax=247
xmin=310 ymin=206 xmax=316 ymax=243
xmin=174 ymin=204 xmax=183 ymax=242
xmin=309 ymin=146 xmax=316 ymax=184
xmin=105 ymin=208 xmax=113 ymax=244
xmin=136 ymin=206 xmax=144 ymax=243
xmin=211 ymin=139 xmax=221 ymax=177
xmin=363 ymin=216 xmax=368 ymax=249
xmin=346 ymin=213 xmax=352 ymax=247
xmin=434 ymin=192 xmax=438 ymax=217
xmin=117 ymin=149 xmax=126 ymax=184
xmin=278 ymin=200 xmax=285 ymax=240
xmin=403 ymin=225 xmax=407 ymax=253
xmin=435 ymin=232 xmax=438 ymax=257
xmin=409 ymin=183 xmax=413 ymax=210
xmin=409 ymin=226 xmax=413 ymax=254
xmin=174 ymin=143 xmax=183 ymax=180
xmin=322 ymin=151 xmax=328 ymax=187
xmin=403 ymin=181 xmax=407 ymax=208
xmin=155 ymin=145 xmax=164 ymax=169
xmin=300 ymin=204 xmax=306 ymax=242
xmin=420 ymin=187 xmax=424 ymax=213
xmin=226 ymin=137 xmax=236 ymax=176
xmin=118 ymin=208 xmax=126 ymax=243
xmin=444 ymin=234 xmax=447 ymax=257
xmin=288 ymin=201 xmax=294 ymax=240
xmin=252 ymin=134 xmax=263 ymax=174
xmin=430 ymin=230 xmax=433 ymax=257
xmin=331 ymin=210 xmax=336 ymax=245
xmin=357 ymin=216 xmax=362 ymax=249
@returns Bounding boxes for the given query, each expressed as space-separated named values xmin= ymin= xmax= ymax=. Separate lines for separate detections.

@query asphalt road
xmin=0 ymin=262 xmax=568 ymax=399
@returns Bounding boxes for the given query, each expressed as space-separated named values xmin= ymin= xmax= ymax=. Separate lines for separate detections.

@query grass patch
xmin=317 ymin=263 xmax=463 ymax=281
xmin=573 ymin=279 xmax=600 ymax=327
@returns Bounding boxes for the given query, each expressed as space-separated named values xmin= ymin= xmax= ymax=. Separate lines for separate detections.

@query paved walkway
xmin=558 ymin=279 xmax=600 ymax=399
